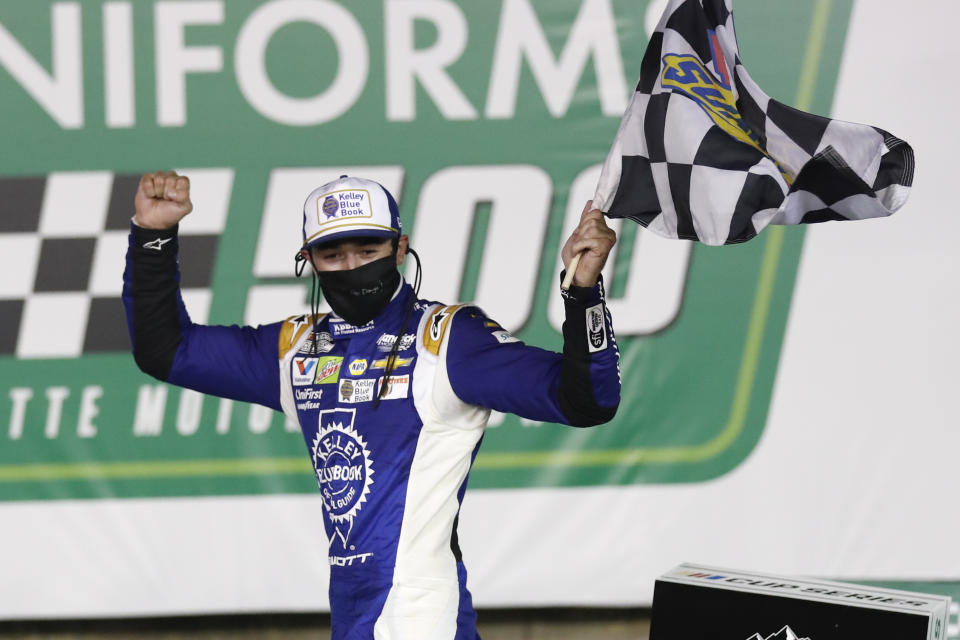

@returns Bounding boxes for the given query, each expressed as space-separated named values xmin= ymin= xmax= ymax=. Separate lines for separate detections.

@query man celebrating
xmin=123 ymin=170 xmax=620 ymax=639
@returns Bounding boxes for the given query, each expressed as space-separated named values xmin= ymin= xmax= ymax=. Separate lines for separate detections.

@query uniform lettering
xmin=2 ymin=2 xmax=626 ymax=129
xmin=328 ymin=552 xmax=373 ymax=567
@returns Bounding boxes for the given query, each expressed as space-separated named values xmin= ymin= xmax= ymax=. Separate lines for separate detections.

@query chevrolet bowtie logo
xmin=143 ymin=237 xmax=173 ymax=251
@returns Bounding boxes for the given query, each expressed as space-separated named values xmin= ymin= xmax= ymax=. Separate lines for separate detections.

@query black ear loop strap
xmin=295 ymin=249 xmax=323 ymax=355
xmin=372 ymin=247 xmax=421 ymax=410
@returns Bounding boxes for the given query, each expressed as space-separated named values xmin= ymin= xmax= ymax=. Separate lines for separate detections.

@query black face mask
xmin=315 ymin=255 xmax=400 ymax=326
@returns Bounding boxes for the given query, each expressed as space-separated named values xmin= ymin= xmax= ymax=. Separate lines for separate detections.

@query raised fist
xmin=133 ymin=170 xmax=193 ymax=230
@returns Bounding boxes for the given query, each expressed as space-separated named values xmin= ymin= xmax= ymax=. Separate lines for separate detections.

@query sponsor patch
xmin=295 ymin=387 xmax=323 ymax=411
xmin=491 ymin=330 xmax=519 ymax=344
xmin=330 ymin=319 xmax=375 ymax=337
xmin=375 ymin=332 xmax=416 ymax=353
xmin=371 ymin=356 xmax=414 ymax=370
xmin=430 ymin=311 xmax=449 ymax=341
xmin=142 ymin=237 xmax=172 ymax=251
xmin=311 ymin=408 xmax=373 ymax=550
xmin=315 ymin=356 xmax=343 ymax=384
xmin=377 ymin=374 xmax=410 ymax=401
xmin=317 ymin=188 xmax=372 ymax=226
xmin=338 ymin=378 xmax=376 ymax=403
xmin=292 ymin=357 xmax=319 ymax=385
xmin=348 ymin=358 xmax=368 ymax=376
xmin=297 ymin=331 xmax=334 ymax=354
xmin=423 ymin=305 xmax=462 ymax=355
xmin=295 ymin=388 xmax=323 ymax=401
xmin=281 ymin=314 xmax=317 ymax=358
xmin=586 ymin=303 xmax=607 ymax=353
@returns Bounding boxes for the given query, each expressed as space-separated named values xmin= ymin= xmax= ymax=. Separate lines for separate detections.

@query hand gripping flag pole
xmin=564 ymin=0 xmax=914 ymax=288
xmin=562 ymin=251 xmax=585 ymax=290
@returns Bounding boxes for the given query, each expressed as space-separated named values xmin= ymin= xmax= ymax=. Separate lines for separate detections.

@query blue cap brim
xmin=304 ymin=226 xmax=399 ymax=249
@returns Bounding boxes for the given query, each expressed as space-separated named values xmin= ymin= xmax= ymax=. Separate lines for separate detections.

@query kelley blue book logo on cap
xmin=322 ymin=195 xmax=339 ymax=218
xmin=316 ymin=188 xmax=372 ymax=225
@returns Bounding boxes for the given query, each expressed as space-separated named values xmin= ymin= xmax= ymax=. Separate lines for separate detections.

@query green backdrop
xmin=0 ymin=0 xmax=854 ymax=500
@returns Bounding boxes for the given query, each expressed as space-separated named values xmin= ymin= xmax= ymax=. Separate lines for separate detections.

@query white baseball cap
xmin=301 ymin=175 xmax=402 ymax=248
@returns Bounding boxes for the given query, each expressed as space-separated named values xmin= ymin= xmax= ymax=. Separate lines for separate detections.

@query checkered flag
xmin=0 ymin=170 xmax=231 ymax=359
xmin=593 ymin=0 xmax=915 ymax=245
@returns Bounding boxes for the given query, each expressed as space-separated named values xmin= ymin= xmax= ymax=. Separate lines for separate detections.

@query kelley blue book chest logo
xmin=311 ymin=408 xmax=374 ymax=549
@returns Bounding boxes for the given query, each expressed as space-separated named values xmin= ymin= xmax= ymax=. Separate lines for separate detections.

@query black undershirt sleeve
xmin=124 ymin=223 xmax=184 ymax=381
xmin=557 ymin=272 xmax=619 ymax=427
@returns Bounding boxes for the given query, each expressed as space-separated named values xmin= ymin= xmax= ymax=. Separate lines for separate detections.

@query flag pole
xmin=561 ymin=252 xmax=583 ymax=290
xmin=561 ymin=197 xmax=596 ymax=290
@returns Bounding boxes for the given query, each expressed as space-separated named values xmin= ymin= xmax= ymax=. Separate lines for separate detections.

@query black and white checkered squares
xmin=0 ymin=170 xmax=233 ymax=359
xmin=594 ymin=0 xmax=914 ymax=245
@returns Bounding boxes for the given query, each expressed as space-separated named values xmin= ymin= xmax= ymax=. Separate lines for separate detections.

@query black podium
xmin=650 ymin=563 xmax=950 ymax=640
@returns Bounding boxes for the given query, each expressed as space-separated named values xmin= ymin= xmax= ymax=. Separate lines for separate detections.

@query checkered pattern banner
xmin=593 ymin=0 xmax=915 ymax=245
xmin=0 ymin=172 xmax=225 ymax=359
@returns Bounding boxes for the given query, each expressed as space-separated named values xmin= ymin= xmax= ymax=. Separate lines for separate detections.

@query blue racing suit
xmin=123 ymin=223 xmax=621 ymax=639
